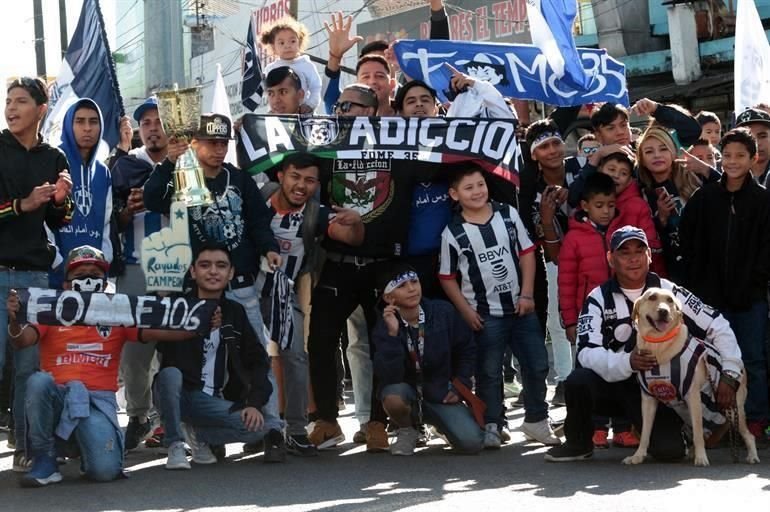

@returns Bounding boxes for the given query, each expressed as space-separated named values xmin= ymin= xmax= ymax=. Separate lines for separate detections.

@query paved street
xmin=2 ymin=387 xmax=769 ymax=512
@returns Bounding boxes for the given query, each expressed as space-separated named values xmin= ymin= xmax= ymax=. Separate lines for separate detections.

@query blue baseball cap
xmin=610 ymin=226 xmax=648 ymax=252
xmin=133 ymin=96 xmax=158 ymax=122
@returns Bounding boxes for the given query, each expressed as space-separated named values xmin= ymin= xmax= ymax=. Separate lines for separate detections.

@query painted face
xmin=273 ymin=29 xmax=301 ymax=60
xmin=64 ymin=263 xmax=106 ymax=292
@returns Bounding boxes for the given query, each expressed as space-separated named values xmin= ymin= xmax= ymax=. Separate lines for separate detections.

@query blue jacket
xmin=372 ymin=298 xmax=475 ymax=403
xmin=54 ymin=98 xmax=112 ymax=283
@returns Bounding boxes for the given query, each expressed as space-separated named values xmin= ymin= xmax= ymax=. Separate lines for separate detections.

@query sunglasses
xmin=334 ymin=100 xmax=373 ymax=114
xmin=581 ymin=146 xmax=599 ymax=155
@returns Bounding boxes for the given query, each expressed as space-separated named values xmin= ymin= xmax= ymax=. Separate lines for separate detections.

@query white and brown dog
xmin=623 ymin=287 xmax=759 ymax=466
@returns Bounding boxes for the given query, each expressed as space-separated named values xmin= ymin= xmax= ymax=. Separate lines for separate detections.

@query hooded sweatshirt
xmin=0 ymin=130 xmax=73 ymax=270
xmin=51 ymin=99 xmax=112 ymax=284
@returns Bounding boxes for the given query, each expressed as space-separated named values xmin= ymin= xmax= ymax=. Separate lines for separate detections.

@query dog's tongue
xmin=655 ymin=319 xmax=670 ymax=332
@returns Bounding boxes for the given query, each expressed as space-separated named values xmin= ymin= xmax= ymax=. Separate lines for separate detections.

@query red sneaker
xmin=592 ymin=429 xmax=609 ymax=449
xmin=612 ymin=430 xmax=640 ymax=448
xmin=145 ymin=426 xmax=165 ymax=448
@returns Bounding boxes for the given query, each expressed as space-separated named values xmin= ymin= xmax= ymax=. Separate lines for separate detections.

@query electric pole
xmin=33 ymin=0 xmax=46 ymax=77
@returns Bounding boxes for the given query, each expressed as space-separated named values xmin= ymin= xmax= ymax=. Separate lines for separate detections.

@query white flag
xmin=735 ymin=0 xmax=770 ymax=113
xmin=210 ymin=63 xmax=237 ymax=165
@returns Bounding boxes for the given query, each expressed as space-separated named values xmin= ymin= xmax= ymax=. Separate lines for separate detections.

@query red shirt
xmin=36 ymin=325 xmax=140 ymax=391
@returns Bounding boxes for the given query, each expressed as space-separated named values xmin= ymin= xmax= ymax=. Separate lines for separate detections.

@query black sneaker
xmin=210 ymin=444 xmax=227 ymax=461
xmin=124 ymin=417 xmax=152 ymax=451
xmin=544 ymin=443 xmax=593 ymax=462
xmin=551 ymin=382 xmax=566 ymax=407
xmin=286 ymin=434 xmax=318 ymax=457
xmin=263 ymin=429 xmax=286 ymax=463
xmin=243 ymin=440 xmax=264 ymax=454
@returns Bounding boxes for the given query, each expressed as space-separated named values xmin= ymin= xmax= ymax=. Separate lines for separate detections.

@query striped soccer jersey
xmin=439 ymin=202 xmax=534 ymax=317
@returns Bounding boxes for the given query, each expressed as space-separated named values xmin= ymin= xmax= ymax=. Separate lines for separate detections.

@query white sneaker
xmin=521 ymin=419 xmax=561 ymax=446
xmin=483 ymin=423 xmax=502 ymax=450
xmin=181 ymin=423 xmax=217 ymax=464
xmin=504 ymin=380 xmax=522 ymax=398
xmin=165 ymin=441 xmax=191 ymax=470
xmin=390 ymin=427 xmax=418 ymax=456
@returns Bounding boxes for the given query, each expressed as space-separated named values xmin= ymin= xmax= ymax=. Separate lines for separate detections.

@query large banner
xmin=394 ymin=39 xmax=628 ymax=107
xmin=735 ymin=0 xmax=770 ymax=113
xmin=17 ymin=289 xmax=217 ymax=335
xmin=237 ymin=114 xmax=522 ymax=185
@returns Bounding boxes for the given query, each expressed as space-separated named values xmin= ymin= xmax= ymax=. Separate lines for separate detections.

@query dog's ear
xmin=672 ymin=294 xmax=683 ymax=316
xmin=632 ymin=294 xmax=642 ymax=324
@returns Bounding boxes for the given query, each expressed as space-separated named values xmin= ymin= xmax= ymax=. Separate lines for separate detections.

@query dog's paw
xmin=622 ymin=454 xmax=646 ymax=465
xmin=746 ymin=453 xmax=760 ymax=464
xmin=693 ymin=454 xmax=710 ymax=467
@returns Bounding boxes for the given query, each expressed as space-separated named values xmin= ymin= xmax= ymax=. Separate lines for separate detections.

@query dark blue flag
xmin=241 ymin=14 xmax=263 ymax=112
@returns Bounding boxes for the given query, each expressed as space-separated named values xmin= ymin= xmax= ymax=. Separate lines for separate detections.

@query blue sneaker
xmin=20 ymin=454 xmax=63 ymax=488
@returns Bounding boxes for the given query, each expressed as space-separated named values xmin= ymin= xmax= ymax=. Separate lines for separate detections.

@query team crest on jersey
xmin=96 ymin=325 xmax=112 ymax=338
xmin=648 ymin=380 xmax=677 ymax=403
xmin=330 ymin=159 xmax=393 ymax=220
xmin=577 ymin=315 xmax=593 ymax=335
xmin=299 ymin=117 xmax=339 ymax=146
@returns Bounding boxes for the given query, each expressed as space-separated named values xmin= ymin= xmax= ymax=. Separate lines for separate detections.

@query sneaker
xmin=124 ymin=416 xmax=152 ymax=451
xmin=308 ymin=420 xmax=345 ymax=450
xmin=500 ymin=426 xmax=512 ymax=443
xmin=165 ymin=441 xmax=191 ymax=470
xmin=243 ymin=440 xmax=264 ymax=454
xmin=180 ymin=423 xmax=217 ymax=464
xmin=521 ymin=419 xmax=561 ymax=446
xmin=390 ymin=427 xmax=418 ymax=456
xmin=365 ymin=421 xmax=389 ymax=453
xmin=352 ymin=425 xmax=367 ymax=444
xmin=483 ymin=423 xmax=502 ymax=450
xmin=512 ymin=391 xmax=526 ymax=408
xmin=20 ymin=454 xmax=62 ymax=487
xmin=551 ymin=381 xmax=566 ymax=407
xmin=210 ymin=444 xmax=226 ymax=461
xmin=12 ymin=452 xmax=32 ymax=473
xmin=145 ymin=426 xmax=165 ymax=448
xmin=504 ymin=380 xmax=522 ymax=398
xmin=544 ymin=443 xmax=593 ymax=462
xmin=592 ymin=429 xmax=609 ymax=449
xmin=286 ymin=434 xmax=318 ymax=457
xmin=416 ymin=424 xmax=429 ymax=447
xmin=263 ymin=429 xmax=286 ymax=463
xmin=612 ymin=430 xmax=640 ymax=448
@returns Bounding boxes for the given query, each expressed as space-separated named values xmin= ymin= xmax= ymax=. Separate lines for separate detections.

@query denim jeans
xmin=475 ymin=313 xmax=549 ymax=425
xmin=25 ymin=372 xmax=123 ymax=481
xmin=546 ymin=262 xmax=573 ymax=382
xmin=346 ymin=306 xmax=373 ymax=426
xmin=723 ymin=301 xmax=770 ymax=422
xmin=381 ymin=383 xmax=483 ymax=453
xmin=280 ymin=302 xmax=309 ymax=437
xmin=0 ymin=269 xmax=48 ymax=450
xmin=226 ymin=284 xmax=280 ymax=424
xmin=154 ymin=367 xmax=284 ymax=446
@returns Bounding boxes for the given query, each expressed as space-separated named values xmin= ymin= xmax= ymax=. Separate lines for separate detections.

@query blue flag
xmin=526 ymin=0 xmax=593 ymax=90
xmin=394 ymin=39 xmax=628 ymax=107
xmin=241 ymin=15 xmax=264 ymax=112
xmin=43 ymin=0 xmax=124 ymax=152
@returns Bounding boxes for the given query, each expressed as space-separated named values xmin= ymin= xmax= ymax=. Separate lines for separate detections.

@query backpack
xmin=259 ymin=181 xmax=325 ymax=278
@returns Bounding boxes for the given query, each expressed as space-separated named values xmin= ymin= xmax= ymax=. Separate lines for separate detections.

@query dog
xmin=623 ymin=287 xmax=759 ymax=466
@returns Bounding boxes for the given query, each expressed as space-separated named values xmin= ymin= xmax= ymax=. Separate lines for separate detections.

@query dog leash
xmin=707 ymin=369 xmax=740 ymax=463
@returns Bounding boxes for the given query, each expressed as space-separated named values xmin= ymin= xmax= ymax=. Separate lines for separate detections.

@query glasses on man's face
xmin=581 ymin=146 xmax=599 ymax=155
xmin=334 ymin=100 xmax=372 ymax=114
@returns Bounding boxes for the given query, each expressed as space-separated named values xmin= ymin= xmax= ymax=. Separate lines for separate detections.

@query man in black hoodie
xmin=0 ymin=77 xmax=73 ymax=472
xmin=155 ymin=244 xmax=283 ymax=469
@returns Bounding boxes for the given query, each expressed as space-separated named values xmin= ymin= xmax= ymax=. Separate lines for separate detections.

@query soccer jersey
xmin=255 ymin=196 xmax=330 ymax=297
xmin=36 ymin=325 xmax=140 ymax=391
xmin=201 ymin=328 xmax=228 ymax=397
xmin=439 ymin=202 xmax=534 ymax=317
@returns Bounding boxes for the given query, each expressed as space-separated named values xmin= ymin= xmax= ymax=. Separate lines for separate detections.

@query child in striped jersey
xmin=438 ymin=166 xmax=558 ymax=449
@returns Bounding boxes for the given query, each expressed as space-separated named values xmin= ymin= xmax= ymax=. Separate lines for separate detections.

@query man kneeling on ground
xmin=372 ymin=263 xmax=484 ymax=455
xmin=155 ymin=243 xmax=284 ymax=469
xmin=6 ymin=246 xmax=204 ymax=487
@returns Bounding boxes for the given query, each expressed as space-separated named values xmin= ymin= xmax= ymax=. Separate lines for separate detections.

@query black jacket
xmin=0 ymin=130 xmax=72 ymax=270
xmin=158 ymin=294 xmax=272 ymax=410
xmin=372 ymin=298 xmax=475 ymax=403
xmin=679 ymin=174 xmax=770 ymax=312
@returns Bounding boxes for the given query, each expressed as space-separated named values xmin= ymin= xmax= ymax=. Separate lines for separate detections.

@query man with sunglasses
xmin=333 ymin=84 xmax=378 ymax=116
xmin=0 ymin=77 xmax=74 ymax=472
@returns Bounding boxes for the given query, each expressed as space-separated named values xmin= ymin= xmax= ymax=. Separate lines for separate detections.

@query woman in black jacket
xmin=372 ymin=263 xmax=483 ymax=456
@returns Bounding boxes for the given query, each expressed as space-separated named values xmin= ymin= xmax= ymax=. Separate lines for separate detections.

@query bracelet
xmin=7 ymin=323 xmax=29 ymax=339
xmin=519 ymin=296 xmax=534 ymax=301
xmin=543 ymin=238 xmax=561 ymax=244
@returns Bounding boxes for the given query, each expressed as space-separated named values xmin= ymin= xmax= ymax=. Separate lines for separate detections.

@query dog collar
xmin=640 ymin=323 xmax=681 ymax=344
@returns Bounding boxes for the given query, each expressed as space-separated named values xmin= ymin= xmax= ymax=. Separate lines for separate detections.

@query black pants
xmin=308 ymin=259 xmax=389 ymax=423
xmin=564 ymin=368 xmax=686 ymax=461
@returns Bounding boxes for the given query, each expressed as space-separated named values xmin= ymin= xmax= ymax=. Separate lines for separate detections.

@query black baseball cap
xmin=735 ymin=108 xmax=770 ymax=128
xmin=194 ymin=113 xmax=233 ymax=140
